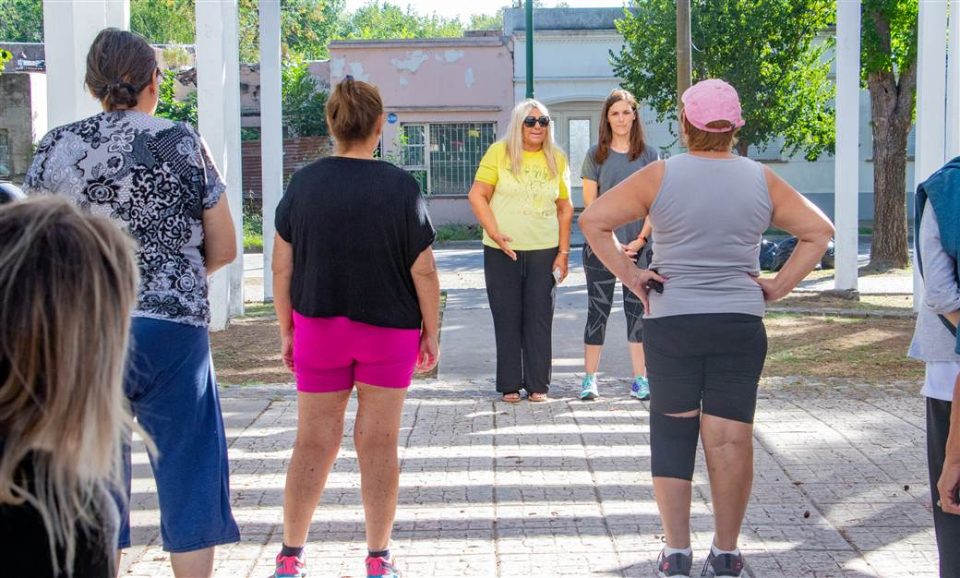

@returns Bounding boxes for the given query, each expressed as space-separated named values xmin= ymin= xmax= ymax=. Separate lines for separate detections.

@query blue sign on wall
xmin=387 ymin=112 xmax=398 ymax=124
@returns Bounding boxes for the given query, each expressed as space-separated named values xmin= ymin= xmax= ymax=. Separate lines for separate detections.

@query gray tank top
xmin=647 ymin=153 xmax=772 ymax=319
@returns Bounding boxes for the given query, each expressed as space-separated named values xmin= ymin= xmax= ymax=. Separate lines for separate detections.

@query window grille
xmin=400 ymin=122 xmax=497 ymax=195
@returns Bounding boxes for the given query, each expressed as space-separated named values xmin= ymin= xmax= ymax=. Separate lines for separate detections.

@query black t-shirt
xmin=276 ymin=157 xmax=436 ymax=329
xmin=0 ymin=454 xmax=117 ymax=578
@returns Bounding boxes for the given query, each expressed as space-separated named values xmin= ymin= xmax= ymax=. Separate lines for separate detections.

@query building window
xmin=400 ymin=122 xmax=497 ymax=195
xmin=0 ymin=130 xmax=10 ymax=179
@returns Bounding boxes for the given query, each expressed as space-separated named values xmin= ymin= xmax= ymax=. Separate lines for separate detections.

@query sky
xmin=342 ymin=0 xmax=628 ymax=23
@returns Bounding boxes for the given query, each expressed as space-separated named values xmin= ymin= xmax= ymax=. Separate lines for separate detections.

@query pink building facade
xmin=328 ymin=35 xmax=514 ymax=224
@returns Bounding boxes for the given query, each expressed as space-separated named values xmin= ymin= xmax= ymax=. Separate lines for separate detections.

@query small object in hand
xmin=937 ymin=499 xmax=942 ymax=508
xmin=645 ymin=278 xmax=664 ymax=294
xmin=553 ymin=268 xmax=561 ymax=284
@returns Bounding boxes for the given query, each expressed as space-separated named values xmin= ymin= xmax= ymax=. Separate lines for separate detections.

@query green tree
xmin=0 ymin=0 xmax=43 ymax=42
xmin=281 ymin=58 xmax=328 ymax=138
xmin=467 ymin=12 xmax=503 ymax=31
xmin=862 ymin=0 xmax=917 ymax=270
xmin=338 ymin=1 xmax=464 ymax=40
xmin=154 ymin=72 xmax=198 ymax=126
xmin=613 ymin=0 xmax=835 ymax=161
xmin=130 ymin=0 xmax=194 ymax=44
xmin=238 ymin=0 xmax=344 ymax=63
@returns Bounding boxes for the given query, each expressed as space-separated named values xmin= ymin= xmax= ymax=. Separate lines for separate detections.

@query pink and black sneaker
xmin=272 ymin=552 xmax=306 ymax=578
xmin=366 ymin=554 xmax=401 ymax=578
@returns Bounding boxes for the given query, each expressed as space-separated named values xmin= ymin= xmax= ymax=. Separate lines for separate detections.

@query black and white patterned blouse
xmin=24 ymin=111 xmax=225 ymax=327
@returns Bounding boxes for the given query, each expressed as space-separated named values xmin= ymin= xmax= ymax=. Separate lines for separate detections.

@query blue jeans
xmin=118 ymin=317 xmax=240 ymax=553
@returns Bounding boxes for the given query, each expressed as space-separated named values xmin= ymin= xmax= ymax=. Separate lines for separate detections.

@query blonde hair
xmin=0 ymin=196 xmax=139 ymax=575
xmin=504 ymin=99 xmax=564 ymax=178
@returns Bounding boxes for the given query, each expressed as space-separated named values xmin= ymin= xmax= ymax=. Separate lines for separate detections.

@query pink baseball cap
xmin=681 ymin=79 xmax=745 ymax=133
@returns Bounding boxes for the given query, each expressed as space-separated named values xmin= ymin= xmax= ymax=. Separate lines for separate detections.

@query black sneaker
xmin=700 ymin=550 xmax=744 ymax=577
xmin=657 ymin=549 xmax=693 ymax=577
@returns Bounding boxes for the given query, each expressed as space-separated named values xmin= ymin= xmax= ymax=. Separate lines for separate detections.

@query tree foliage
xmin=0 ymin=0 xmax=43 ymax=42
xmin=613 ymin=0 xmax=835 ymax=161
xmin=281 ymin=58 xmax=328 ymax=138
xmin=337 ymin=1 xmax=464 ymax=40
xmin=131 ymin=0 xmax=194 ymax=44
xmin=154 ymin=72 xmax=198 ymax=126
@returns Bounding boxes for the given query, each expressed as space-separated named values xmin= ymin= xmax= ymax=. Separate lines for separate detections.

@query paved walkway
xmin=119 ymin=248 xmax=937 ymax=577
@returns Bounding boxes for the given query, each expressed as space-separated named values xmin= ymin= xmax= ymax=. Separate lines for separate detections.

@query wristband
xmin=558 ymin=250 xmax=570 ymax=255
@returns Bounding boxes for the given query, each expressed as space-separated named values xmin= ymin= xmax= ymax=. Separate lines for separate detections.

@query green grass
xmin=435 ymin=223 xmax=481 ymax=242
xmin=244 ymin=213 xmax=263 ymax=253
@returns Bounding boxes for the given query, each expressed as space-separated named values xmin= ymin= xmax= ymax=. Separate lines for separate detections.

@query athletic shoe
xmin=700 ymin=550 xmax=744 ymax=577
xmin=366 ymin=555 xmax=401 ymax=578
xmin=631 ymin=375 xmax=650 ymax=400
xmin=580 ymin=374 xmax=599 ymax=400
xmin=658 ymin=549 xmax=693 ymax=577
xmin=273 ymin=552 xmax=306 ymax=578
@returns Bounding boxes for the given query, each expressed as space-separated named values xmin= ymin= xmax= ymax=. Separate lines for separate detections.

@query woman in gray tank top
xmin=579 ymin=79 xmax=834 ymax=578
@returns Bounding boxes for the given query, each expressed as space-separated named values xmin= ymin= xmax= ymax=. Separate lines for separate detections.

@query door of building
xmin=550 ymin=101 xmax=602 ymax=209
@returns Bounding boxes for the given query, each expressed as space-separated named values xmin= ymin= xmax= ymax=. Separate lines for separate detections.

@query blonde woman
xmin=0 ymin=196 xmax=139 ymax=577
xmin=468 ymin=99 xmax=574 ymax=402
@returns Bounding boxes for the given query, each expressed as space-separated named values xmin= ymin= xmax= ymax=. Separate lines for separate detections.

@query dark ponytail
xmin=326 ymin=75 xmax=383 ymax=144
xmin=85 ymin=28 xmax=157 ymax=111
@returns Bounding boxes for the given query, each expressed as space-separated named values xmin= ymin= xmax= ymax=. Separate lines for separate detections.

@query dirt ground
xmin=211 ymin=296 xmax=923 ymax=388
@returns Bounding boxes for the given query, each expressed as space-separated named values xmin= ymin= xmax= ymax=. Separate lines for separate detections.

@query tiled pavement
xmin=119 ymin=381 xmax=938 ymax=578
xmin=118 ymin=249 xmax=937 ymax=577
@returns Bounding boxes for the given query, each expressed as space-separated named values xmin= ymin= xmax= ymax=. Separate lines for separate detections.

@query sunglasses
xmin=522 ymin=115 xmax=551 ymax=128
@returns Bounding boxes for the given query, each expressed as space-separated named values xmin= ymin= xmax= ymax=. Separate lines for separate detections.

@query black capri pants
xmin=644 ymin=313 xmax=767 ymax=480
xmin=644 ymin=313 xmax=767 ymax=422
xmin=582 ymin=244 xmax=647 ymax=345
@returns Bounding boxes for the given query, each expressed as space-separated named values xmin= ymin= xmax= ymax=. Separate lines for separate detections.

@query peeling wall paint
xmin=391 ymin=50 xmax=429 ymax=72
xmin=399 ymin=77 xmax=409 ymax=87
xmin=465 ymin=67 xmax=475 ymax=88
xmin=443 ymin=50 xmax=465 ymax=63
xmin=348 ymin=62 xmax=369 ymax=81
xmin=330 ymin=57 xmax=345 ymax=79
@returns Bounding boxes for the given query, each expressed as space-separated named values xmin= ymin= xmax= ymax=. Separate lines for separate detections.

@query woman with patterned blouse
xmin=24 ymin=28 xmax=239 ymax=578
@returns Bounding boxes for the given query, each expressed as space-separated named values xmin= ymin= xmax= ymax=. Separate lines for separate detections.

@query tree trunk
xmin=866 ymin=13 xmax=916 ymax=270
xmin=736 ymin=140 xmax=750 ymax=158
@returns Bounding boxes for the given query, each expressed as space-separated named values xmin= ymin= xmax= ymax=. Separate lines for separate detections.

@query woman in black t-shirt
xmin=270 ymin=77 xmax=440 ymax=578
xmin=0 ymin=197 xmax=140 ymax=577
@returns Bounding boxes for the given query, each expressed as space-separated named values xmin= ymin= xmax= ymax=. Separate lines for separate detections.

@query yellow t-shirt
xmin=474 ymin=141 xmax=570 ymax=251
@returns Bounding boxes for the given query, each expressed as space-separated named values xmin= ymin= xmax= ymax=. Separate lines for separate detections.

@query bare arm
xmin=755 ymin=166 xmax=835 ymax=301
xmin=582 ymin=178 xmax=598 ymax=207
xmin=411 ymin=246 xmax=441 ymax=371
xmin=553 ymin=196 xmax=574 ymax=282
xmin=467 ymin=180 xmax=515 ymax=260
xmin=578 ymin=160 xmax=667 ymax=310
xmin=202 ymin=194 xmax=238 ymax=274
xmin=272 ymin=234 xmax=294 ymax=372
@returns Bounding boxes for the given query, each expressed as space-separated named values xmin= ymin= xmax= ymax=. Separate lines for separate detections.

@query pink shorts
xmin=292 ymin=313 xmax=421 ymax=392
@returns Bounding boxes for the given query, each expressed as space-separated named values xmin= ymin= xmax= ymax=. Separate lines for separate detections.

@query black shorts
xmin=643 ymin=313 xmax=767 ymax=424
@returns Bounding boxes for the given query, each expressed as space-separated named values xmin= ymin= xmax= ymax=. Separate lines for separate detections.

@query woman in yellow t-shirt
xmin=467 ymin=99 xmax=574 ymax=403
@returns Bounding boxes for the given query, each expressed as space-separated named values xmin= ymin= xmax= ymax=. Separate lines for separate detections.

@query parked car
xmin=0 ymin=181 xmax=25 ymax=205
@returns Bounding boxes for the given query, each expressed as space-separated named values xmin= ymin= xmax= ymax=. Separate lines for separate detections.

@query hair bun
xmin=106 ymin=81 xmax=138 ymax=108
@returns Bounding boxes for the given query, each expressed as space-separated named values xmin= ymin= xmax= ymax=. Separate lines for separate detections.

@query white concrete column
xmin=42 ymin=0 xmax=130 ymax=129
xmin=260 ymin=0 xmax=283 ymax=303
xmin=914 ymin=0 xmax=949 ymax=308
xmin=197 ymin=0 xmax=244 ymax=330
xmin=948 ymin=0 xmax=960 ymax=159
xmin=833 ymin=0 xmax=861 ymax=292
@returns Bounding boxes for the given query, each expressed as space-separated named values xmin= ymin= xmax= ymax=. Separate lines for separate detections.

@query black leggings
xmin=927 ymin=397 xmax=960 ymax=576
xmin=582 ymin=244 xmax=646 ymax=345
xmin=483 ymin=246 xmax=557 ymax=394
xmin=644 ymin=313 xmax=767 ymax=480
